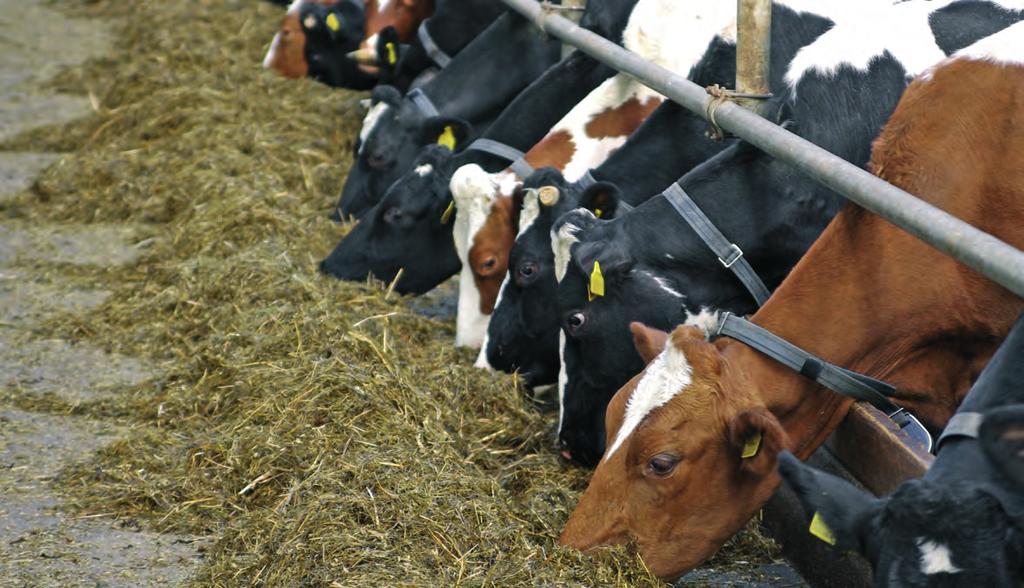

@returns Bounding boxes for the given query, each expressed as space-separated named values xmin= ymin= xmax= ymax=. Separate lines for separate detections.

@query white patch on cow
xmin=358 ymin=101 xmax=391 ymax=155
xmin=363 ymin=32 xmax=380 ymax=53
xmin=785 ymin=0 xmax=950 ymax=89
xmin=451 ymin=164 xmax=506 ymax=348
xmin=683 ymin=308 xmax=720 ymax=336
xmin=605 ymin=337 xmax=693 ymax=460
xmin=621 ymin=0 xmax=736 ymax=74
xmin=917 ymin=540 xmax=962 ymax=575
xmin=263 ymin=33 xmax=283 ymax=69
xmin=376 ymin=0 xmax=394 ymax=12
xmin=557 ymin=330 xmax=569 ymax=435
xmin=951 ymin=20 xmax=1024 ymax=68
xmin=637 ymin=270 xmax=684 ymax=299
xmin=552 ymin=216 xmax=587 ymax=283
xmin=473 ymin=333 xmax=494 ymax=369
xmin=516 ymin=190 xmax=542 ymax=238
xmin=415 ymin=163 xmax=433 ymax=177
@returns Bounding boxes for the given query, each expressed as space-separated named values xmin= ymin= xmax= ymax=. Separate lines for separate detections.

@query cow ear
xmin=777 ymin=450 xmax=884 ymax=554
xmin=579 ymin=181 xmax=624 ymax=220
xmin=980 ymin=405 xmax=1024 ymax=490
xmin=421 ymin=117 xmax=471 ymax=152
xmin=571 ymin=240 xmax=633 ymax=289
xmin=371 ymin=84 xmax=402 ymax=107
xmin=630 ymin=322 xmax=669 ymax=364
xmin=729 ymin=408 xmax=790 ymax=478
xmin=375 ymin=27 xmax=402 ymax=70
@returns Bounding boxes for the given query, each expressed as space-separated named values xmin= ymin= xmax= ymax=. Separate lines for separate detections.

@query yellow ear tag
xmin=325 ymin=12 xmax=341 ymax=32
xmin=588 ymin=260 xmax=605 ymax=302
xmin=741 ymin=431 xmax=762 ymax=459
xmin=386 ymin=41 xmax=398 ymax=65
xmin=594 ymin=208 xmax=603 ymax=218
xmin=809 ymin=512 xmax=837 ymax=546
xmin=440 ymin=200 xmax=455 ymax=224
xmin=437 ymin=125 xmax=456 ymax=151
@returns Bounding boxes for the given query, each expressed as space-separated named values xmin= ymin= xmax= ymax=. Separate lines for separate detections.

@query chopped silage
xmin=0 ymin=0 xmax=783 ymax=585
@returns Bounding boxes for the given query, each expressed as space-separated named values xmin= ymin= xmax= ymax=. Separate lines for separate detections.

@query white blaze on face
xmin=451 ymin=164 xmax=513 ymax=348
xmin=415 ymin=163 xmax=433 ymax=177
xmin=917 ymin=540 xmax=962 ymax=575
xmin=557 ymin=330 xmax=569 ymax=435
xmin=604 ymin=336 xmax=692 ymax=460
xmin=358 ymin=101 xmax=391 ymax=155
xmin=552 ymin=213 xmax=589 ymax=283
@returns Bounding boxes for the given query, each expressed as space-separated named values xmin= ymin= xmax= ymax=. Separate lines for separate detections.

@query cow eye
xmin=566 ymin=312 xmax=586 ymax=335
xmin=384 ymin=207 xmax=403 ymax=224
xmin=646 ymin=453 xmax=680 ymax=477
xmin=516 ymin=261 xmax=539 ymax=285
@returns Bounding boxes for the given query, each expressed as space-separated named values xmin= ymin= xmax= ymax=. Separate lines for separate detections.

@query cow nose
xmin=555 ymin=435 xmax=573 ymax=461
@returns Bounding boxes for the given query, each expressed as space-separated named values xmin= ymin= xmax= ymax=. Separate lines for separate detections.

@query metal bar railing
xmin=504 ymin=0 xmax=1024 ymax=298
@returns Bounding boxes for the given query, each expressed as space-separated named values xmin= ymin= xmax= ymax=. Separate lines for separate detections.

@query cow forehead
xmin=917 ymin=539 xmax=962 ymax=575
xmin=604 ymin=338 xmax=693 ymax=460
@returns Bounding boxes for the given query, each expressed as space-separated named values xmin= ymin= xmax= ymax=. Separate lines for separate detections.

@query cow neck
xmin=419 ymin=13 xmax=558 ymax=122
xmin=595 ymin=107 xmax=729 ymax=207
xmin=721 ymin=199 xmax=1014 ymax=459
xmin=475 ymin=52 xmax=616 ymax=160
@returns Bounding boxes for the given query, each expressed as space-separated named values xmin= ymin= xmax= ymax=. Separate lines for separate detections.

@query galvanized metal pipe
xmin=500 ymin=0 xmax=1024 ymax=298
xmin=735 ymin=0 xmax=772 ymax=114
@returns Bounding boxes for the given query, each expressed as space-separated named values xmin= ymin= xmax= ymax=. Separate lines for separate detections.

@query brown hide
xmin=561 ymin=58 xmax=1024 ymax=580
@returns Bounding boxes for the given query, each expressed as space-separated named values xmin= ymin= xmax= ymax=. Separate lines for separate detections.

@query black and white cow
xmin=548 ymin=0 xmax=1024 ymax=467
xmin=319 ymin=0 xmax=648 ymax=287
xmin=481 ymin=0 xmax=852 ymax=397
xmin=780 ymin=310 xmax=1024 ymax=587
xmin=335 ymin=12 xmax=562 ymax=220
xmin=372 ymin=0 xmax=506 ymax=92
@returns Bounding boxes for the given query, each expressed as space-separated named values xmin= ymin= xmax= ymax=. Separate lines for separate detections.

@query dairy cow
xmin=483 ymin=0 xmax=858 ymax=394
xmin=263 ymin=0 xmax=431 ymax=89
xmin=334 ymin=12 xmax=563 ymax=219
xmin=548 ymin=0 xmax=1024 ymax=466
xmin=561 ymin=16 xmax=1024 ymax=579
xmin=372 ymin=0 xmax=506 ymax=92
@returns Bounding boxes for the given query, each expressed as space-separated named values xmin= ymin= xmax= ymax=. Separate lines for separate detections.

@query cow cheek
xmin=559 ymin=467 xmax=631 ymax=550
xmin=276 ymin=30 xmax=309 ymax=79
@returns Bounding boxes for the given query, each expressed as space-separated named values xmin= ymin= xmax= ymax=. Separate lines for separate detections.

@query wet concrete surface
xmin=0 ymin=0 xmax=206 ymax=584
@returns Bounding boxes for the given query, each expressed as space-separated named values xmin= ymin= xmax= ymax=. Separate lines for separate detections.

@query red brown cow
xmin=559 ymin=27 xmax=1024 ymax=580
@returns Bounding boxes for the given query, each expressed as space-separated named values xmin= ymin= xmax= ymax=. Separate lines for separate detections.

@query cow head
xmin=263 ymin=1 xmax=375 ymax=89
xmin=451 ymin=164 xmax=521 ymax=348
xmin=560 ymin=323 xmax=791 ymax=580
xmin=319 ymin=145 xmax=463 ymax=294
xmin=778 ymin=442 xmax=1024 ymax=587
xmin=337 ymin=86 xmax=469 ymax=219
xmin=551 ymin=181 xmax=752 ymax=467
xmin=551 ymin=206 xmax=698 ymax=467
xmin=483 ymin=168 xmax=587 ymax=387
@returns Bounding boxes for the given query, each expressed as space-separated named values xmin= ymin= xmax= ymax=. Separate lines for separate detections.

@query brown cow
xmin=559 ymin=33 xmax=1024 ymax=580
xmin=263 ymin=0 xmax=431 ymax=81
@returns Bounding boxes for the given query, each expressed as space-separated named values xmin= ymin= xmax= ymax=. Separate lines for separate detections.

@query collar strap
xmin=467 ymin=138 xmax=535 ymax=178
xmin=713 ymin=312 xmax=933 ymax=452
xmin=416 ymin=20 xmax=452 ymax=68
xmin=936 ymin=411 xmax=983 ymax=451
xmin=407 ymin=87 xmax=439 ymax=118
xmin=661 ymin=183 xmax=771 ymax=306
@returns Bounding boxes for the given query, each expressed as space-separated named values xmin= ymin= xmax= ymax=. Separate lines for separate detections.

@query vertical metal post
xmin=735 ymin=0 xmax=772 ymax=114
xmin=559 ymin=0 xmax=587 ymax=59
